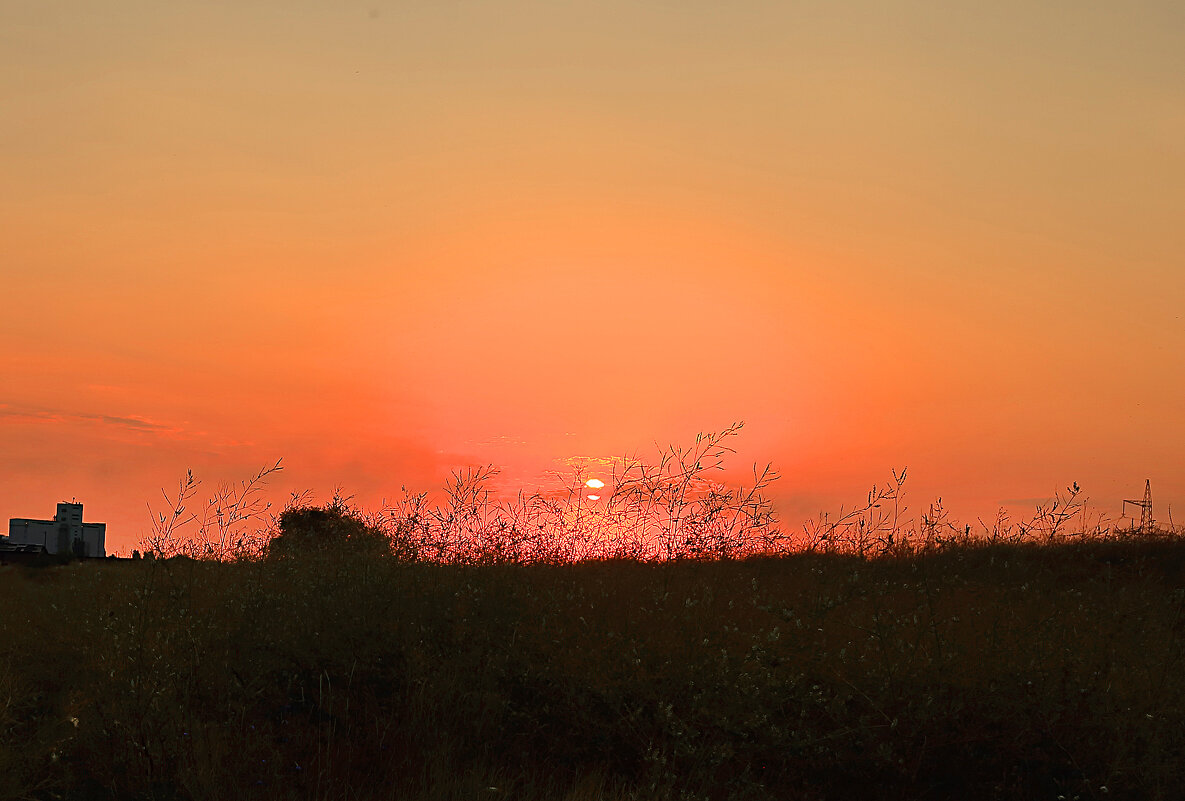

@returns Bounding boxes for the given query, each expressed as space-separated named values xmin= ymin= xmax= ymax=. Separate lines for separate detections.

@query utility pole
xmin=1122 ymin=479 xmax=1154 ymax=535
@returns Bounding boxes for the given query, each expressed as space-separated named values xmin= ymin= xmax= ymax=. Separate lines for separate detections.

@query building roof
xmin=0 ymin=539 xmax=49 ymax=554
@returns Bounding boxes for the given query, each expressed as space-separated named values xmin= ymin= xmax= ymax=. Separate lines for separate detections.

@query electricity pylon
xmin=1122 ymin=479 xmax=1154 ymax=535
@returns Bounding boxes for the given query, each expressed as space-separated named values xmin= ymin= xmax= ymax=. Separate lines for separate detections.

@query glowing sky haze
xmin=2 ymin=1 xmax=1183 ymax=552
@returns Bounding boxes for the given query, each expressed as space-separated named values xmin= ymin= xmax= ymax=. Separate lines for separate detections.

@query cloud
xmin=0 ymin=403 xmax=181 ymax=435
xmin=94 ymin=413 xmax=172 ymax=432
xmin=466 ymin=434 xmax=529 ymax=447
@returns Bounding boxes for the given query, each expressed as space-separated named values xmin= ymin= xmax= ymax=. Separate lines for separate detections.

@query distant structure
xmin=0 ymin=538 xmax=47 ymax=565
xmin=1122 ymin=479 xmax=1154 ymax=535
xmin=6 ymin=502 xmax=106 ymax=558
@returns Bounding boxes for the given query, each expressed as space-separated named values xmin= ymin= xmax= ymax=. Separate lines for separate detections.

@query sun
xmin=584 ymin=477 xmax=605 ymax=502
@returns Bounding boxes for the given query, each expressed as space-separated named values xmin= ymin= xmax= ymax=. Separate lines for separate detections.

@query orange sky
xmin=3 ymin=1 xmax=1183 ymax=553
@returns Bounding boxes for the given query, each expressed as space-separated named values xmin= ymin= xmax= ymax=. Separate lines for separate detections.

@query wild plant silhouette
xmin=143 ymin=423 xmax=1169 ymax=565
xmin=1 ymin=427 xmax=1182 ymax=800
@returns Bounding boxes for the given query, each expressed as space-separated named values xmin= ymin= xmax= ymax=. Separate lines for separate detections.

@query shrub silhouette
xmin=265 ymin=500 xmax=390 ymax=560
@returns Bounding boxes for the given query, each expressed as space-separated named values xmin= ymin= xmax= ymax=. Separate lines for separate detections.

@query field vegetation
xmin=2 ymin=427 xmax=1182 ymax=800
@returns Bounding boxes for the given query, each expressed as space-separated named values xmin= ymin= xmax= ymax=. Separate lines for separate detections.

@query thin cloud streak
xmin=0 ymin=403 xmax=181 ymax=436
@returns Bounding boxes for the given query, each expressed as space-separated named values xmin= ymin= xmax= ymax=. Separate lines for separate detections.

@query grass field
xmin=2 ymin=533 xmax=1184 ymax=800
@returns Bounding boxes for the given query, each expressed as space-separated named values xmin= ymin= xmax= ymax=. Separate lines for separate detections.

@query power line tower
xmin=1122 ymin=479 xmax=1154 ymax=535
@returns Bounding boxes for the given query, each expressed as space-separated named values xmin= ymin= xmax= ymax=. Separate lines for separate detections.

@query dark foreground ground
xmin=2 ymin=539 xmax=1184 ymax=800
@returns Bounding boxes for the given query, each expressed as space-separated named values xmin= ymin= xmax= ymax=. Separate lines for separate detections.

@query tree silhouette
xmin=265 ymin=500 xmax=389 ymax=560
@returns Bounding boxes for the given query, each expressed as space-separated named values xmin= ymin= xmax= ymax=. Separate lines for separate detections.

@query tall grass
xmin=2 ymin=539 xmax=1185 ymax=799
xmin=144 ymin=424 xmax=1173 ymax=566
xmin=3 ymin=426 xmax=1181 ymax=800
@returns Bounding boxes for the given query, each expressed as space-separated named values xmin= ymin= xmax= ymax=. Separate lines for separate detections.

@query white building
xmin=7 ymin=502 xmax=106 ymax=558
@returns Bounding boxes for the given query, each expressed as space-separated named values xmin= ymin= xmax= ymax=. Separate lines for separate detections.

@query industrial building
xmin=6 ymin=502 xmax=106 ymax=558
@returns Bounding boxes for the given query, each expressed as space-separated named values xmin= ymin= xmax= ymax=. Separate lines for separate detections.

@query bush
xmin=265 ymin=499 xmax=390 ymax=560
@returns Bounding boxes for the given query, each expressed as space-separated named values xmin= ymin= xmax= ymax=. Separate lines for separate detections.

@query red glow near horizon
xmin=2 ymin=2 xmax=1183 ymax=553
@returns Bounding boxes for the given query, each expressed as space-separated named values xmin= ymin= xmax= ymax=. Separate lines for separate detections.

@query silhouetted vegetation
xmin=2 ymin=537 xmax=1184 ymax=800
xmin=265 ymin=499 xmax=390 ymax=561
xmin=140 ymin=426 xmax=1163 ymax=567
xmin=3 ymin=428 xmax=1182 ymax=800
